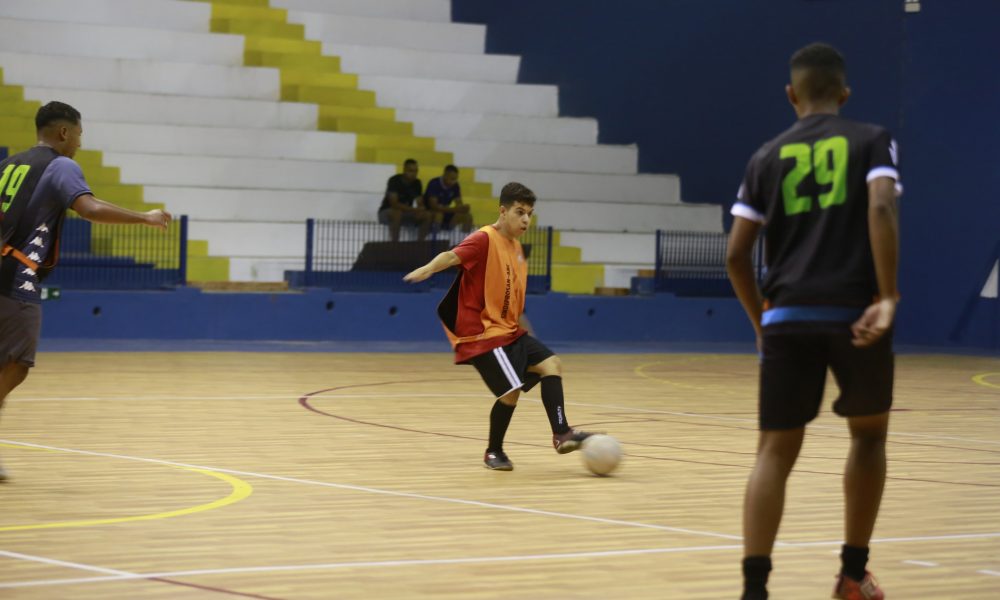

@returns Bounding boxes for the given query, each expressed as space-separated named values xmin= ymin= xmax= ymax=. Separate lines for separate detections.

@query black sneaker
xmin=483 ymin=450 xmax=513 ymax=471
xmin=552 ymin=428 xmax=595 ymax=454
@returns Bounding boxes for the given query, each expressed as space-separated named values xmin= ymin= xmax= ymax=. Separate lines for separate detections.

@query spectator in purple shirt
xmin=425 ymin=165 xmax=472 ymax=234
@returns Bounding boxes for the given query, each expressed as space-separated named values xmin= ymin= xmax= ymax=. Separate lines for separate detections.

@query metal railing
xmin=44 ymin=215 xmax=187 ymax=289
xmin=654 ymin=230 xmax=763 ymax=296
xmin=295 ymin=220 xmax=552 ymax=293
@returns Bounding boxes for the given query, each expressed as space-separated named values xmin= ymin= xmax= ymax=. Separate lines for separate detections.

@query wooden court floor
xmin=0 ymin=351 xmax=997 ymax=599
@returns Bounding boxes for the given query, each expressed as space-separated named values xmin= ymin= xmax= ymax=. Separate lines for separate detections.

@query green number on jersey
xmin=0 ymin=164 xmax=31 ymax=213
xmin=779 ymin=136 xmax=848 ymax=216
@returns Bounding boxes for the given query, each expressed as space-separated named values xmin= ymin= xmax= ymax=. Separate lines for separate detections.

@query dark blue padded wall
xmin=453 ymin=0 xmax=999 ymax=349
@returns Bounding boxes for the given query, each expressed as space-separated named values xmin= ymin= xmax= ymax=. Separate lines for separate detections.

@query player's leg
xmin=0 ymin=298 xmax=40 ymax=482
xmin=829 ymin=331 xmax=893 ymax=598
xmin=379 ymin=208 xmax=402 ymax=242
xmin=742 ymin=330 xmax=827 ymax=600
xmin=470 ymin=345 xmax=527 ymax=471
xmin=415 ymin=209 xmax=434 ymax=241
xmin=523 ymin=338 xmax=593 ymax=453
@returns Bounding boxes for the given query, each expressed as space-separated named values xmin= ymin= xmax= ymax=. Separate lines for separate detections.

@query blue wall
xmin=453 ymin=0 xmax=999 ymax=349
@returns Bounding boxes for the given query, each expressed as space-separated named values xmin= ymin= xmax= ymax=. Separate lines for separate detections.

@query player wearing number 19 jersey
xmin=727 ymin=44 xmax=900 ymax=599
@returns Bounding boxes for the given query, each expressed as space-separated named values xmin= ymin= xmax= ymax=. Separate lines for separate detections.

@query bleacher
xmin=0 ymin=0 xmax=723 ymax=293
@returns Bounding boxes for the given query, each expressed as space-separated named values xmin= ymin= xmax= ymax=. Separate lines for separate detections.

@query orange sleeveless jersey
xmin=438 ymin=225 xmax=528 ymax=363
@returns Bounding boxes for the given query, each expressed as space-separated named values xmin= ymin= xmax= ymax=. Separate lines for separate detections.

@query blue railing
xmin=44 ymin=215 xmax=187 ymax=290
xmin=290 ymin=220 xmax=553 ymax=293
xmin=654 ymin=229 xmax=763 ymax=296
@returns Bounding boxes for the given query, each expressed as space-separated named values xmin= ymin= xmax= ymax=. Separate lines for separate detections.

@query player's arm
xmin=425 ymin=193 xmax=443 ymax=212
xmin=851 ymin=177 xmax=899 ymax=347
xmin=403 ymin=250 xmax=460 ymax=283
xmin=72 ymin=194 xmax=171 ymax=230
xmin=726 ymin=216 xmax=764 ymax=340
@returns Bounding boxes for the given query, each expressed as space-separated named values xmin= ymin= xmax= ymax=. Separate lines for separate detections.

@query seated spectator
xmin=425 ymin=165 xmax=473 ymax=234
xmin=378 ymin=158 xmax=433 ymax=242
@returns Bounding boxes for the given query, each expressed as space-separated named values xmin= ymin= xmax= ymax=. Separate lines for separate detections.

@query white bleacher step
xmin=437 ymin=139 xmax=637 ymax=175
xmin=359 ymin=75 xmax=558 ymax=118
xmin=274 ymin=0 xmax=450 ymax=23
xmin=84 ymin=122 xmax=355 ymax=162
xmin=102 ymin=152 xmax=394 ymax=193
xmin=287 ymin=11 xmax=484 ymax=54
xmin=397 ymin=110 xmax=598 ymax=146
xmin=189 ymin=222 xmax=306 ymax=259
xmin=21 ymin=87 xmax=317 ymax=131
xmin=476 ymin=169 xmax=682 ymax=205
xmin=604 ymin=265 xmax=654 ymax=290
xmin=0 ymin=19 xmax=242 ymax=66
xmin=536 ymin=201 xmax=722 ymax=233
xmin=145 ymin=187 xmax=378 ymax=222
xmin=0 ymin=0 xmax=209 ymax=33
xmin=322 ymin=43 xmax=520 ymax=84
xmin=0 ymin=52 xmax=280 ymax=100
xmin=557 ymin=231 xmax=667 ymax=265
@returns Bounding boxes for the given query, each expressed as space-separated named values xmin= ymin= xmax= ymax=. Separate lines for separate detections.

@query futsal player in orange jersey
xmin=727 ymin=43 xmax=899 ymax=599
xmin=405 ymin=182 xmax=594 ymax=470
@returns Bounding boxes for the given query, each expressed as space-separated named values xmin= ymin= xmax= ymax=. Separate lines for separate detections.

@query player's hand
xmin=144 ymin=209 xmax=172 ymax=230
xmin=403 ymin=266 xmax=431 ymax=283
xmin=851 ymin=298 xmax=896 ymax=347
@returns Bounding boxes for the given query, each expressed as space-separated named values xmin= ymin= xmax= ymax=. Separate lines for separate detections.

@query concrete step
xmin=102 ymin=152 xmax=394 ymax=193
xmin=475 ymin=169 xmax=682 ymax=205
xmin=0 ymin=51 xmax=280 ymax=100
xmin=0 ymin=0 xmax=210 ymax=33
xmin=20 ymin=87 xmax=317 ymax=131
xmin=83 ymin=121 xmax=356 ymax=162
xmin=273 ymin=0 xmax=451 ymax=23
xmin=557 ymin=231 xmax=662 ymax=265
xmin=437 ymin=139 xmax=637 ymax=175
xmin=144 ymin=187 xmax=378 ymax=222
xmin=321 ymin=43 xmax=519 ymax=84
xmin=535 ymin=200 xmax=722 ymax=233
xmin=0 ymin=18 xmax=243 ymax=66
xmin=358 ymin=75 xmax=558 ymax=117
xmin=397 ymin=109 xmax=598 ymax=146
xmin=287 ymin=11 xmax=485 ymax=54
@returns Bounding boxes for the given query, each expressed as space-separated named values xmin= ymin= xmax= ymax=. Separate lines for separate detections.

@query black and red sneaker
xmin=552 ymin=428 xmax=595 ymax=454
xmin=483 ymin=450 xmax=514 ymax=471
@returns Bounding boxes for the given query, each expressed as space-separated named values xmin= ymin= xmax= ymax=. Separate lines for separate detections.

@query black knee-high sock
xmin=741 ymin=556 xmax=771 ymax=600
xmin=540 ymin=376 xmax=570 ymax=435
xmin=488 ymin=400 xmax=516 ymax=452
xmin=840 ymin=545 xmax=869 ymax=581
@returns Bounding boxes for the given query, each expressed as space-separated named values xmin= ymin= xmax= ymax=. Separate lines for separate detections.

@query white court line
xmin=0 ymin=544 xmax=745 ymax=589
xmin=0 ymin=439 xmax=741 ymax=542
xmin=0 ymin=549 xmax=135 ymax=577
xmin=903 ymin=560 xmax=939 ymax=567
xmin=979 ymin=570 xmax=1000 ymax=577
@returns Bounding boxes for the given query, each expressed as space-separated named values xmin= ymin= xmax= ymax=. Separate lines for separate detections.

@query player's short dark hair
xmin=35 ymin=101 xmax=81 ymax=131
xmin=789 ymin=43 xmax=846 ymax=102
xmin=499 ymin=182 xmax=536 ymax=207
xmin=403 ymin=158 xmax=418 ymax=168
xmin=444 ymin=164 xmax=458 ymax=174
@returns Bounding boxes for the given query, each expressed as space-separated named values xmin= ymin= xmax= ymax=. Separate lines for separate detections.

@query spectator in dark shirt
xmin=378 ymin=158 xmax=432 ymax=242
xmin=425 ymin=165 xmax=473 ymax=234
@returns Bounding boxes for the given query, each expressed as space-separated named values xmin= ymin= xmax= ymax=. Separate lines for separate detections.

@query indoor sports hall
xmin=0 ymin=1 xmax=996 ymax=598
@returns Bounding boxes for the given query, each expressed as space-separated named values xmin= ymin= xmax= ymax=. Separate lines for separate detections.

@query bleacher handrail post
xmin=179 ymin=214 xmax=188 ymax=286
xmin=304 ymin=218 xmax=315 ymax=287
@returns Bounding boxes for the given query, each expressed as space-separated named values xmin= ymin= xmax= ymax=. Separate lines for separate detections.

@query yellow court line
xmin=0 ymin=443 xmax=252 ymax=533
xmin=971 ymin=372 xmax=1000 ymax=390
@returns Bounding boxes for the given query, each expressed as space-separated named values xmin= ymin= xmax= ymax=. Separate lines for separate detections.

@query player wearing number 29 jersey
xmin=732 ymin=115 xmax=901 ymax=308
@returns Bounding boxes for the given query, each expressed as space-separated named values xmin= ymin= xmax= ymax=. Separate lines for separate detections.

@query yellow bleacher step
xmin=356 ymin=134 xmax=436 ymax=152
xmin=212 ymin=19 xmax=304 ymax=40
xmin=244 ymin=36 xmax=322 ymax=55
xmin=0 ymin=101 xmax=38 ymax=116
xmin=89 ymin=184 xmax=146 ymax=205
xmin=281 ymin=70 xmax=357 ymax=89
xmin=322 ymin=117 xmax=413 ymax=136
xmin=210 ymin=3 xmax=288 ymax=22
xmin=188 ymin=256 xmax=231 ymax=282
xmin=287 ymin=85 xmax=376 ymax=107
xmin=246 ymin=52 xmax=340 ymax=70
xmin=318 ymin=105 xmax=395 ymax=121
xmin=362 ymin=148 xmax=453 ymax=166
xmin=552 ymin=263 xmax=605 ymax=295
xmin=191 ymin=0 xmax=269 ymax=7
xmin=0 ymin=86 xmax=25 ymax=102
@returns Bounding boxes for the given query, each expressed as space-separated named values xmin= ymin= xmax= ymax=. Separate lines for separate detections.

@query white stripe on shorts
xmin=493 ymin=347 xmax=523 ymax=393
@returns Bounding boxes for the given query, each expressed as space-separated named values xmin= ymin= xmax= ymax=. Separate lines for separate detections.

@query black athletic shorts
xmin=0 ymin=294 xmax=41 ymax=367
xmin=759 ymin=323 xmax=894 ymax=430
xmin=468 ymin=334 xmax=555 ymax=399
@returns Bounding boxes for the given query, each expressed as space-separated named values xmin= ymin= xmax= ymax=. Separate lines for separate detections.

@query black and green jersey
xmin=732 ymin=114 xmax=901 ymax=308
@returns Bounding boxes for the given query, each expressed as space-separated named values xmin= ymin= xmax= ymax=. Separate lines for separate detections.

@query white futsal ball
xmin=581 ymin=434 xmax=622 ymax=476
